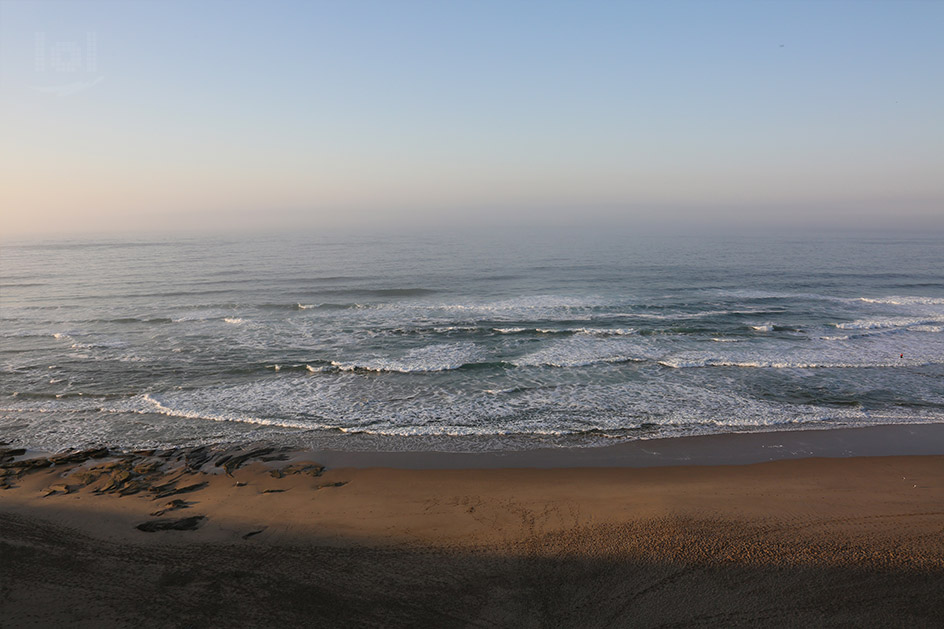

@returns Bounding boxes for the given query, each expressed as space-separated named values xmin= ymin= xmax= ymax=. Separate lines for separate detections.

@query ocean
xmin=2 ymin=227 xmax=943 ymax=453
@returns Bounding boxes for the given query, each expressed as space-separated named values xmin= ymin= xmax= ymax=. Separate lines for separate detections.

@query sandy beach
xmin=2 ymin=427 xmax=943 ymax=627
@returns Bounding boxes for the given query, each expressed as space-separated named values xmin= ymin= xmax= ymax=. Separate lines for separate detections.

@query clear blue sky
xmin=1 ymin=0 xmax=942 ymax=235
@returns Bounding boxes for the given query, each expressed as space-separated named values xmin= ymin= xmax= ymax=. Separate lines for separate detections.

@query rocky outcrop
xmin=0 ymin=442 xmax=302 ymax=494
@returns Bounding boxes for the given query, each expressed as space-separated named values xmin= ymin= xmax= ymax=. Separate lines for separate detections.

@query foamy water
xmin=1 ymin=228 xmax=942 ymax=452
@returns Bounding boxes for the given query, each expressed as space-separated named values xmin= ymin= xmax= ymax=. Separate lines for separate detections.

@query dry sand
xmin=1 ymin=443 xmax=943 ymax=627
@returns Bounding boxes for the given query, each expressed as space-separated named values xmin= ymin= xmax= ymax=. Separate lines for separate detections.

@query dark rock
xmin=42 ymin=483 xmax=71 ymax=497
xmin=118 ymin=480 xmax=151 ymax=496
xmin=136 ymin=515 xmax=206 ymax=532
xmin=152 ymin=481 xmax=208 ymax=499
xmin=50 ymin=447 xmax=110 ymax=465
xmin=95 ymin=460 xmax=127 ymax=471
xmin=1 ymin=457 xmax=52 ymax=471
xmin=259 ymin=453 xmax=290 ymax=463
xmin=150 ymin=499 xmax=190 ymax=516
xmin=219 ymin=447 xmax=277 ymax=476
xmin=317 ymin=481 xmax=348 ymax=489
xmin=242 ymin=528 xmax=266 ymax=539
xmin=270 ymin=462 xmax=324 ymax=479
xmin=133 ymin=461 xmax=162 ymax=475
xmin=0 ymin=447 xmax=27 ymax=463
xmin=70 ymin=470 xmax=103 ymax=486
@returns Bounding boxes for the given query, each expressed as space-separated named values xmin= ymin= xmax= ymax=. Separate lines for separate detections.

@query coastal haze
xmin=1 ymin=0 xmax=943 ymax=237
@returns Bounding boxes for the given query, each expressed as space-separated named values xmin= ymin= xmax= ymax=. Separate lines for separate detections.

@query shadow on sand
xmin=2 ymin=512 xmax=942 ymax=628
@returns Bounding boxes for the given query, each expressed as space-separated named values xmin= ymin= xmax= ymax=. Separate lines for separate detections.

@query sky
xmin=1 ymin=0 xmax=942 ymax=237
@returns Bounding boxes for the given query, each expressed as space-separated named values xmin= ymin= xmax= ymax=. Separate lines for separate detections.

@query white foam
xmin=835 ymin=316 xmax=944 ymax=331
xmin=751 ymin=323 xmax=774 ymax=332
xmin=5 ymin=371 xmax=944 ymax=446
xmin=330 ymin=342 xmax=484 ymax=373
xmin=658 ymin=341 xmax=944 ymax=369
xmin=627 ymin=309 xmax=769 ymax=321
xmin=574 ymin=327 xmax=637 ymax=337
xmin=492 ymin=326 xmax=636 ymax=337
xmin=142 ymin=394 xmax=311 ymax=429
xmin=223 ymin=317 xmax=244 ymax=324
xmin=426 ymin=295 xmax=605 ymax=322
xmin=857 ymin=296 xmax=944 ymax=306
xmin=431 ymin=326 xmax=479 ymax=333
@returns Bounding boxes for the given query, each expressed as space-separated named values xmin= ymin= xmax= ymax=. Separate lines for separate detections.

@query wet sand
xmin=1 ymin=435 xmax=943 ymax=627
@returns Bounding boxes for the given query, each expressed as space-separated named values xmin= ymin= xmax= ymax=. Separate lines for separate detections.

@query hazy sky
xmin=1 ymin=0 xmax=942 ymax=236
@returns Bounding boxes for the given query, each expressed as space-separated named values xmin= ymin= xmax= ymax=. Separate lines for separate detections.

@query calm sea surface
xmin=2 ymin=227 xmax=943 ymax=452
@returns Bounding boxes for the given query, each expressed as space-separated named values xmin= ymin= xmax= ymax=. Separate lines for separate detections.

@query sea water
xmin=2 ymin=227 xmax=943 ymax=452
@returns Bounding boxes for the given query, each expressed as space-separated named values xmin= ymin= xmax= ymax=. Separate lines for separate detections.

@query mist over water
xmin=2 ymin=227 xmax=943 ymax=452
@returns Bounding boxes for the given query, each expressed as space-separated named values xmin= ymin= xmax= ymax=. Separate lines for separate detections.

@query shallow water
xmin=2 ymin=226 xmax=943 ymax=452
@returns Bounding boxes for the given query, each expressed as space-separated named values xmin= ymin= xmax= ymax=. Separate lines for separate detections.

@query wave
xmin=0 ymin=282 xmax=47 ymax=288
xmin=715 ymin=289 xmax=847 ymax=302
xmin=293 ymin=302 xmax=365 ymax=310
xmin=261 ymin=363 xmax=331 ymax=373
xmin=6 ymin=380 xmax=943 ymax=447
xmin=821 ymin=325 xmax=944 ymax=340
xmin=658 ymin=357 xmax=941 ymax=369
xmin=330 ymin=343 xmax=486 ymax=374
xmin=618 ymin=308 xmax=778 ymax=321
xmin=235 ymin=302 xmax=368 ymax=311
xmin=513 ymin=355 xmax=645 ymax=368
xmin=511 ymin=338 xmax=648 ymax=368
xmin=492 ymin=326 xmax=637 ymax=337
xmin=434 ymin=295 xmax=608 ymax=317
xmin=223 ymin=317 xmax=245 ymax=324
xmin=97 ymin=317 xmax=174 ymax=325
xmin=141 ymin=394 xmax=313 ymax=429
xmin=834 ymin=316 xmax=944 ymax=331
xmin=857 ymin=296 xmax=944 ymax=306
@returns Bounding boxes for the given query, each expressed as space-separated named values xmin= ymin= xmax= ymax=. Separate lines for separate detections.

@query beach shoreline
xmin=2 ymin=430 xmax=943 ymax=627
xmin=311 ymin=422 xmax=944 ymax=469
